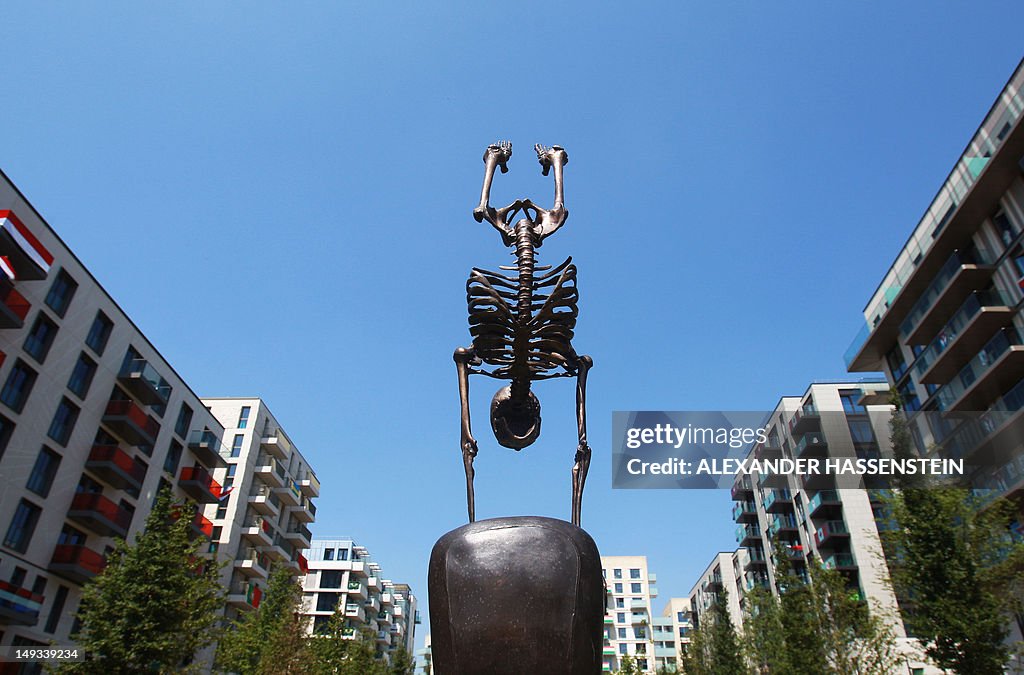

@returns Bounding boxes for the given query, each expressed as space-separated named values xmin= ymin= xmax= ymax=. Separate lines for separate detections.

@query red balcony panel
xmin=68 ymin=493 xmax=133 ymax=538
xmin=0 ymin=277 xmax=30 ymax=329
xmin=50 ymin=544 xmax=106 ymax=583
xmin=86 ymin=444 xmax=147 ymax=490
xmin=103 ymin=400 xmax=161 ymax=446
xmin=0 ymin=210 xmax=53 ymax=281
xmin=192 ymin=512 xmax=214 ymax=538
xmin=298 ymin=553 xmax=308 ymax=575
xmin=0 ymin=579 xmax=44 ymax=626
xmin=179 ymin=466 xmax=223 ymax=503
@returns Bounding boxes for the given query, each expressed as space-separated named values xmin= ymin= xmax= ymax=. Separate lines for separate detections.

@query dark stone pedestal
xmin=428 ymin=516 xmax=604 ymax=675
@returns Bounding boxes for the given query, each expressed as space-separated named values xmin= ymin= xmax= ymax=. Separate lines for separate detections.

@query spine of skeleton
xmin=510 ymin=220 xmax=535 ymax=403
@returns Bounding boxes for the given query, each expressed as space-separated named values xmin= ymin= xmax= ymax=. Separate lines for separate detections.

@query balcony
xmin=283 ymin=522 xmax=312 ymax=548
xmin=789 ymin=406 xmax=820 ymax=437
xmin=260 ymin=428 xmax=292 ymax=459
xmin=735 ymin=524 xmax=761 ymax=545
xmin=914 ymin=290 xmax=1014 ymax=384
xmin=347 ymin=580 xmax=368 ymax=599
xmin=935 ymin=327 xmax=1024 ymax=412
xmin=376 ymin=630 xmax=392 ymax=645
xmin=178 ymin=466 xmax=223 ymax=503
xmin=938 ymin=378 xmax=1024 ymax=463
xmin=117 ymin=358 xmax=171 ymax=406
xmin=242 ymin=516 xmax=274 ymax=546
xmin=276 ymin=482 xmax=301 ymax=507
xmin=287 ymin=496 xmax=315 ymax=523
xmin=743 ymin=547 xmax=768 ymax=570
xmin=259 ymin=536 xmax=290 ymax=562
xmin=807 ymin=490 xmax=842 ymax=517
xmin=187 ymin=430 xmax=228 ymax=468
xmin=0 ymin=579 xmax=44 ymax=626
xmin=814 ymin=520 xmax=850 ymax=548
xmin=50 ymin=544 xmax=106 ymax=583
xmin=103 ymin=400 xmax=161 ymax=447
xmin=767 ymin=513 xmax=798 ymax=536
xmin=86 ymin=444 xmax=147 ymax=490
xmin=248 ymin=485 xmax=280 ymax=516
xmin=345 ymin=603 xmax=365 ymax=621
xmin=701 ymin=576 xmax=722 ymax=594
xmin=0 ymin=277 xmax=30 ymax=329
xmin=801 ymin=469 xmax=835 ymax=492
xmin=744 ymin=572 xmax=770 ymax=592
xmin=732 ymin=501 xmax=758 ymax=523
xmin=255 ymin=455 xmax=286 ymax=488
xmin=762 ymin=489 xmax=792 ymax=513
xmin=753 ymin=440 xmax=782 ymax=460
xmin=227 ymin=580 xmax=262 ymax=610
xmin=0 ymin=211 xmax=52 ymax=280
xmin=730 ymin=476 xmax=754 ymax=500
xmin=823 ymin=552 xmax=857 ymax=571
xmin=67 ymin=492 xmax=133 ymax=538
xmin=793 ymin=431 xmax=827 ymax=458
xmin=190 ymin=511 xmax=214 ymax=539
xmin=234 ymin=547 xmax=269 ymax=578
xmin=298 ymin=472 xmax=320 ymax=497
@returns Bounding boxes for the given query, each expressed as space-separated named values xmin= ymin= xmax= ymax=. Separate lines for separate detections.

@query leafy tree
xmin=615 ymin=654 xmax=640 ymax=674
xmin=883 ymin=397 xmax=1020 ymax=674
xmin=62 ymin=489 xmax=224 ymax=674
xmin=741 ymin=586 xmax=786 ymax=674
xmin=307 ymin=607 xmax=387 ymax=675
xmin=681 ymin=589 xmax=746 ymax=675
xmin=216 ymin=566 xmax=309 ymax=675
xmin=388 ymin=645 xmax=415 ymax=675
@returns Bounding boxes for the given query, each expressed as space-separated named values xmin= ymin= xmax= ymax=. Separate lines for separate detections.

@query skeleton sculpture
xmin=454 ymin=141 xmax=593 ymax=526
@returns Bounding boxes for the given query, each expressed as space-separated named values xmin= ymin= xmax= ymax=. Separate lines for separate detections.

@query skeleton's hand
xmin=535 ymin=144 xmax=568 ymax=176
xmin=484 ymin=140 xmax=512 ymax=173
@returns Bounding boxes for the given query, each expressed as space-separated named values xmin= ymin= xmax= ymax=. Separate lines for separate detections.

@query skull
xmin=490 ymin=386 xmax=542 ymax=450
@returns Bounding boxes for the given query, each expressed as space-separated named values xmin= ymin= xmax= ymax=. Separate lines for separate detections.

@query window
xmin=619 ymin=644 xmax=627 ymax=655
xmin=57 ymin=525 xmax=86 ymax=546
xmin=85 ymin=311 xmax=113 ymax=356
xmin=321 ymin=570 xmax=342 ymax=588
xmin=324 ymin=548 xmax=335 ymax=561
xmin=67 ymin=352 xmax=97 ymax=399
xmin=616 ymin=597 xmax=624 ymax=608
xmin=614 ymin=583 xmax=623 ymax=593
xmin=613 ymin=568 xmax=622 ymax=579
xmin=10 ymin=567 xmax=26 ymax=588
xmin=47 ymin=398 xmax=79 ymax=446
xmin=44 ymin=585 xmax=68 ymax=634
xmin=44 ymin=269 xmax=77 ymax=317
xmin=840 ymin=390 xmax=866 ymax=414
xmin=215 ymin=503 xmax=227 ymax=520
xmin=336 ymin=548 xmax=349 ymax=561
xmin=164 ymin=441 xmax=183 ymax=475
xmin=175 ymin=403 xmax=193 ymax=438
xmin=1 ymin=359 xmax=37 ymax=413
xmin=237 ymin=406 xmax=251 ymax=429
xmin=4 ymin=500 xmax=42 ymax=552
xmin=23 ymin=313 xmax=58 ymax=363
xmin=230 ymin=434 xmax=244 ymax=458
xmin=848 ymin=418 xmax=876 ymax=445
xmin=635 ymin=626 xmax=646 ymax=639
xmin=316 ymin=592 xmax=340 ymax=613
xmin=31 ymin=575 xmax=46 ymax=597
xmin=629 ymin=568 xmax=640 ymax=579
xmin=27 ymin=447 xmax=61 ymax=497
xmin=617 ymin=627 xmax=626 ymax=639
xmin=631 ymin=583 xmax=642 ymax=593
xmin=616 ymin=612 xmax=625 ymax=623
xmin=0 ymin=413 xmax=14 ymax=460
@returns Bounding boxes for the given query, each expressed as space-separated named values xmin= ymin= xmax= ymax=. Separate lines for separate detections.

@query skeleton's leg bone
xmin=571 ymin=355 xmax=593 ymax=526
xmin=455 ymin=346 xmax=481 ymax=522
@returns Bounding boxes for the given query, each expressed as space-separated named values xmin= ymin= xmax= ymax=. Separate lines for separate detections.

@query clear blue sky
xmin=3 ymin=1 xmax=1023 ymax=648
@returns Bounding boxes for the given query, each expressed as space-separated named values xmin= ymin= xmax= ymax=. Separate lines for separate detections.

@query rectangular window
xmin=617 ymin=628 xmax=626 ymax=639
xmin=85 ymin=311 xmax=113 ymax=356
xmin=23 ymin=313 xmax=58 ymax=363
xmin=336 ymin=548 xmax=348 ymax=561
xmin=321 ymin=570 xmax=342 ymax=588
xmin=619 ymin=644 xmax=627 ymax=655
xmin=4 ymin=499 xmax=42 ymax=552
xmin=614 ymin=583 xmax=623 ymax=593
xmin=44 ymin=269 xmax=77 ymax=318
xmin=164 ymin=440 xmax=183 ymax=475
xmin=0 ymin=359 xmax=37 ymax=413
xmin=631 ymin=583 xmax=642 ymax=593
xmin=215 ymin=503 xmax=227 ymax=520
xmin=47 ymin=398 xmax=80 ymax=446
xmin=26 ymin=447 xmax=61 ymax=497
xmin=67 ymin=352 xmax=98 ymax=399
xmin=174 ymin=403 xmax=193 ymax=438
xmin=616 ymin=597 xmax=624 ymax=608
xmin=0 ymin=413 xmax=14 ymax=461
xmin=616 ymin=612 xmax=625 ymax=624
xmin=324 ymin=548 xmax=335 ymax=561
xmin=230 ymin=434 xmax=244 ymax=458
xmin=629 ymin=568 xmax=641 ymax=579
xmin=44 ymin=585 xmax=68 ymax=634
xmin=316 ymin=592 xmax=340 ymax=612
xmin=237 ymin=406 xmax=251 ymax=429
xmin=613 ymin=569 xmax=622 ymax=579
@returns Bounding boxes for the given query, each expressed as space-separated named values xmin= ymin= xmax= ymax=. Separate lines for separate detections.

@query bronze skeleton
xmin=454 ymin=141 xmax=593 ymax=526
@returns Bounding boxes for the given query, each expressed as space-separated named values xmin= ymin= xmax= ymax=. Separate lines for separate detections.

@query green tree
xmin=62 ymin=489 xmax=224 ymax=674
xmin=388 ymin=645 xmax=415 ymax=675
xmin=811 ymin=565 xmax=899 ymax=674
xmin=615 ymin=653 xmax=640 ymax=674
xmin=706 ymin=589 xmax=746 ymax=675
xmin=307 ymin=608 xmax=387 ymax=675
xmin=741 ymin=585 xmax=786 ymax=674
xmin=216 ymin=566 xmax=310 ymax=675
xmin=884 ymin=397 xmax=1019 ymax=674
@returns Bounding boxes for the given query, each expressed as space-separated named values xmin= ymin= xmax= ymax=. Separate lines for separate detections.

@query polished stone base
xmin=428 ymin=516 xmax=604 ymax=674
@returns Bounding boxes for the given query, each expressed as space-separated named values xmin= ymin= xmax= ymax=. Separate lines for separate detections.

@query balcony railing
xmin=793 ymin=432 xmax=827 ymax=458
xmin=0 ymin=579 xmax=44 ymax=626
xmin=50 ymin=544 xmax=106 ymax=583
xmin=735 ymin=524 xmax=761 ymax=544
xmin=187 ymin=429 xmax=228 ymax=468
xmin=730 ymin=476 xmax=754 ymax=500
xmin=823 ymin=552 xmax=857 ymax=570
xmin=103 ymin=399 xmax=161 ymax=446
xmin=178 ymin=466 xmax=223 ymax=503
xmin=899 ymin=246 xmax=996 ymax=341
xmin=913 ymin=289 xmax=1012 ymax=381
xmin=767 ymin=513 xmax=798 ymax=536
xmin=789 ymin=405 xmax=820 ymax=436
xmin=86 ymin=444 xmax=147 ymax=490
xmin=68 ymin=492 xmax=133 ymax=538
xmin=935 ymin=327 xmax=1024 ymax=412
xmin=732 ymin=501 xmax=757 ymax=522
xmin=117 ymin=358 xmax=171 ymax=406
xmin=807 ymin=490 xmax=841 ymax=516
xmin=762 ymin=489 xmax=792 ymax=512
xmin=814 ymin=520 xmax=850 ymax=547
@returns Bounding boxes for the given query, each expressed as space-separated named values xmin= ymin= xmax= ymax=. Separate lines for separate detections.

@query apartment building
xmin=201 ymin=398 xmax=319 ymax=620
xmin=0 ymin=170 xmax=230 ymax=653
xmin=687 ymin=550 xmax=745 ymax=634
xmin=300 ymin=538 xmax=419 ymax=665
xmin=415 ymin=633 xmax=432 ymax=675
xmin=654 ymin=597 xmax=692 ymax=673
xmin=845 ymin=61 xmax=1024 ymax=506
xmin=600 ymin=555 xmax=660 ymax=673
